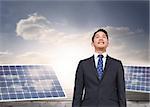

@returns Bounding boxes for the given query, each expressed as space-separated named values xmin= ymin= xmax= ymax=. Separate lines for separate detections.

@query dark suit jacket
xmin=72 ymin=55 xmax=126 ymax=107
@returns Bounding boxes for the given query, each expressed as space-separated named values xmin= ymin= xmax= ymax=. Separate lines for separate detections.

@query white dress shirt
xmin=94 ymin=52 xmax=107 ymax=70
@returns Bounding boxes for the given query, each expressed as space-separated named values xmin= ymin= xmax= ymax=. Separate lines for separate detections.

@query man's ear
xmin=107 ymin=40 xmax=109 ymax=47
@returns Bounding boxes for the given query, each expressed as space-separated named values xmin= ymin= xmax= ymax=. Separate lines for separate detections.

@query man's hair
xmin=92 ymin=29 xmax=108 ymax=42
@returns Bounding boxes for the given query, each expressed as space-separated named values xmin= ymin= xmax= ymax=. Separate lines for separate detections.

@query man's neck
xmin=95 ymin=49 xmax=106 ymax=54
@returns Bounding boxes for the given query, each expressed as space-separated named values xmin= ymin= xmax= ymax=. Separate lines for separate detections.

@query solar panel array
xmin=0 ymin=65 xmax=65 ymax=102
xmin=124 ymin=66 xmax=150 ymax=93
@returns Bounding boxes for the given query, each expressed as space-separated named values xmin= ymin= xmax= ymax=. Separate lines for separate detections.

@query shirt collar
xmin=94 ymin=52 xmax=107 ymax=59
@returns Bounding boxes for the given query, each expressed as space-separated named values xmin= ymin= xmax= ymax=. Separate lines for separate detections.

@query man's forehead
xmin=95 ymin=31 xmax=106 ymax=36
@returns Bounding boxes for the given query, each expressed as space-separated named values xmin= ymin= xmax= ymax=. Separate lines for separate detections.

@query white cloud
xmin=0 ymin=51 xmax=12 ymax=56
xmin=16 ymin=13 xmax=64 ymax=43
xmin=16 ymin=13 xmax=92 ymax=46
xmin=104 ymin=26 xmax=135 ymax=36
xmin=15 ymin=51 xmax=52 ymax=64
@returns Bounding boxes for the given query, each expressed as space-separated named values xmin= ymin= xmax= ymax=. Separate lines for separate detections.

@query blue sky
xmin=1 ymin=1 xmax=149 ymax=33
xmin=0 ymin=0 xmax=149 ymax=88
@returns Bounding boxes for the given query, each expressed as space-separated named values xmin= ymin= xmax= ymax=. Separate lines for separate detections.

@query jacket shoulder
xmin=78 ymin=56 xmax=93 ymax=66
xmin=108 ymin=56 xmax=122 ymax=64
xmin=80 ymin=56 xmax=93 ymax=62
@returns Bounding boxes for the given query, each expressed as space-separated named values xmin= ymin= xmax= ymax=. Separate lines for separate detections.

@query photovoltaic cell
xmin=124 ymin=66 xmax=150 ymax=93
xmin=0 ymin=65 xmax=66 ymax=102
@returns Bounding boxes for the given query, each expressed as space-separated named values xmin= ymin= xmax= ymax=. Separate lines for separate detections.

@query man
xmin=72 ymin=29 xmax=126 ymax=107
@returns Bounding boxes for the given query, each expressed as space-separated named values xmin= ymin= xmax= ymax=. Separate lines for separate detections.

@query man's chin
xmin=97 ymin=46 xmax=105 ymax=49
xmin=96 ymin=47 xmax=106 ymax=50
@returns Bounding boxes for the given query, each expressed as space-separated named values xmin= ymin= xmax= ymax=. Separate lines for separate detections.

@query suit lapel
xmin=89 ymin=56 xmax=100 ymax=81
xmin=101 ymin=55 xmax=112 ymax=81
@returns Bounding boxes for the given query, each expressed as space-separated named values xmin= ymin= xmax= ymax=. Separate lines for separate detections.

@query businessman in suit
xmin=72 ymin=29 xmax=126 ymax=107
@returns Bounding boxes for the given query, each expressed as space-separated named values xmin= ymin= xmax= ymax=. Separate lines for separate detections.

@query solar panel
xmin=124 ymin=66 xmax=150 ymax=93
xmin=0 ymin=65 xmax=66 ymax=102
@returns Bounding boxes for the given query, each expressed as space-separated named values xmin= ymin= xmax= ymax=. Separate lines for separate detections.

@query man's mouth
xmin=98 ymin=42 xmax=104 ymax=44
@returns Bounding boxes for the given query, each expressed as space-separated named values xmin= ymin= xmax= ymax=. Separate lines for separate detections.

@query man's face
xmin=92 ymin=31 xmax=109 ymax=50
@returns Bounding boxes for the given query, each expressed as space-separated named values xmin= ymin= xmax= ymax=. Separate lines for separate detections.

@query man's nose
xmin=99 ymin=37 xmax=103 ymax=40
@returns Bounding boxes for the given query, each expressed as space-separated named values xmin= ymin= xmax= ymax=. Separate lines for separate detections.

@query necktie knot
xmin=98 ymin=54 xmax=103 ymax=59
